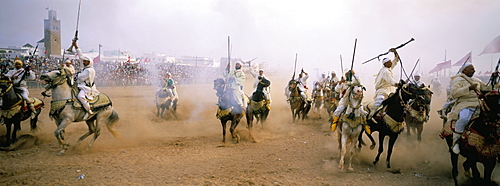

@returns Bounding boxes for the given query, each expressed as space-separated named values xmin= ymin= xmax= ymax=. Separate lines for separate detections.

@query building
xmin=43 ymin=10 xmax=61 ymax=57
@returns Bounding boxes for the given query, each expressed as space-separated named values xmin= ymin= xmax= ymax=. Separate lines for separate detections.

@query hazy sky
xmin=1 ymin=0 xmax=499 ymax=78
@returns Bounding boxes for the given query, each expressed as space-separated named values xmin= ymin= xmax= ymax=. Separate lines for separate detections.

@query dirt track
xmin=0 ymin=75 xmax=498 ymax=185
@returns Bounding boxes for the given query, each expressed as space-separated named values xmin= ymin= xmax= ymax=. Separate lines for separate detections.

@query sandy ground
xmin=0 ymin=74 xmax=498 ymax=185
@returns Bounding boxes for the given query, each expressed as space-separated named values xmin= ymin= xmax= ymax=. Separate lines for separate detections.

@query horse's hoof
xmin=348 ymin=167 xmax=354 ymax=172
xmin=370 ymin=145 xmax=375 ymax=150
xmin=56 ymin=151 xmax=65 ymax=156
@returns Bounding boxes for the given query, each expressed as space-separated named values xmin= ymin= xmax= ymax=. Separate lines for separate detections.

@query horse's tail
xmin=29 ymin=107 xmax=43 ymax=132
xmin=105 ymin=108 xmax=121 ymax=139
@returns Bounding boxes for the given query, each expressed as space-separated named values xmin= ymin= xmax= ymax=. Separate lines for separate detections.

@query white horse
xmin=335 ymin=85 xmax=367 ymax=171
xmin=40 ymin=68 xmax=120 ymax=155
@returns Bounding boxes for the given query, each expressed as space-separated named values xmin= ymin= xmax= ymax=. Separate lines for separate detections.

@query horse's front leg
xmin=373 ymin=133 xmax=385 ymax=166
xmin=220 ymin=119 xmax=228 ymax=144
xmin=416 ymin=123 xmax=423 ymax=142
xmin=339 ymin=124 xmax=347 ymax=171
xmin=385 ymin=134 xmax=399 ymax=169
xmin=54 ymin=119 xmax=72 ymax=155
xmin=230 ymin=117 xmax=241 ymax=143
xmin=2 ymin=123 xmax=12 ymax=147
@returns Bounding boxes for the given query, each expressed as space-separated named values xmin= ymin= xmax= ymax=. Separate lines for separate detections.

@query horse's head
xmin=288 ymin=79 xmax=298 ymax=90
xmin=40 ymin=68 xmax=69 ymax=87
xmin=482 ymin=92 xmax=500 ymax=124
xmin=213 ymin=78 xmax=226 ymax=97
xmin=0 ymin=75 xmax=13 ymax=95
xmin=257 ymin=76 xmax=271 ymax=89
xmin=350 ymin=84 xmax=365 ymax=100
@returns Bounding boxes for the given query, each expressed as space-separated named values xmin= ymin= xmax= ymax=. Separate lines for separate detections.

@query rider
xmin=370 ymin=48 xmax=400 ymax=118
xmin=448 ymin=63 xmax=493 ymax=154
xmin=4 ymin=60 xmax=37 ymax=117
xmin=224 ymin=62 xmax=246 ymax=111
xmin=329 ymin=71 xmax=340 ymax=88
xmin=62 ymin=59 xmax=76 ymax=84
xmin=297 ymin=69 xmax=310 ymax=101
xmin=409 ymin=72 xmax=430 ymax=121
xmin=318 ymin=73 xmax=329 ymax=89
xmin=250 ymin=67 xmax=271 ymax=110
xmin=73 ymin=41 xmax=100 ymax=119
xmin=161 ymin=72 xmax=179 ymax=100
xmin=330 ymin=70 xmax=370 ymax=133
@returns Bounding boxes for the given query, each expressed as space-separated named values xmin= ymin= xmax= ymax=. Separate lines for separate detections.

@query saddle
xmin=1 ymin=95 xmax=44 ymax=119
xmin=49 ymin=85 xmax=112 ymax=118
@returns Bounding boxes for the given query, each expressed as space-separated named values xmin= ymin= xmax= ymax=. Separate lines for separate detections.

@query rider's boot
xmin=364 ymin=124 xmax=371 ymax=135
xmin=331 ymin=116 xmax=339 ymax=132
xmin=452 ymin=132 xmax=461 ymax=154
xmin=28 ymin=102 xmax=37 ymax=119
xmin=82 ymin=102 xmax=94 ymax=120
xmin=265 ymin=99 xmax=271 ymax=110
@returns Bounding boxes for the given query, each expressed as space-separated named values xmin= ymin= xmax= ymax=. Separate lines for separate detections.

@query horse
xmin=246 ymin=77 xmax=270 ymax=129
xmin=155 ymin=86 xmax=178 ymax=119
xmin=335 ymin=84 xmax=367 ymax=171
xmin=40 ymin=68 xmax=120 ymax=155
xmin=440 ymin=91 xmax=500 ymax=186
xmin=364 ymin=82 xmax=426 ymax=168
xmin=311 ymin=81 xmax=324 ymax=119
xmin=0 ymin=76 xmax=43 ymax=148
xmin=213 ymin=78 xmax=254 ymax=144
xmin=287 ymin=79 xmax=311 ymax=122
xmin=323 ymin=84 xmax=340 ymax=122
xmin=405 ymin=86 xmax=433 ymax=141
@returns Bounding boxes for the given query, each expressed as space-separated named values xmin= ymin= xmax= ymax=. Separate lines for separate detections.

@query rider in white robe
xmin=224 ymin=62 xmax=246 ymax=110
xmin=371 ymin=48 xmax=399 ymax=117
xmin=74 ymin=41 xmax=100 ymax=118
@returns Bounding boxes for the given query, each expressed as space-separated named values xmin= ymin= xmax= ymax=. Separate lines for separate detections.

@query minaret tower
xmin=44 ymin=9 xmax=61 ymax=57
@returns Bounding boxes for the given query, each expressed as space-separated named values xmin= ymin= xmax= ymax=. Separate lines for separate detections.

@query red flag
xmin=93 ymin=55 xmax=100 ymax=63
xmin=452 ymin=51 xmax=472 ymax=66
xmin=479 ymin=35 xmax=500 ymax=55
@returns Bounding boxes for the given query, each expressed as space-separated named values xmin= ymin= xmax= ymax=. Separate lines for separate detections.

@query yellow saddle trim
xmin=1 ymin=105 xmax=22 ymax=119
xmin=216 ymin=107 xmax=232 ymax=119
xmin=72 ymin=93 xmax=112 ymax=110
xmin=383 ymin=114 xmax=405 ymax=133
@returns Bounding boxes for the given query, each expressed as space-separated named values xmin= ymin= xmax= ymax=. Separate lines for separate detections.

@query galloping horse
xmin=365 ymin=82 xmax=425 ymax=168
xmin=246 ymin=77 xmax=270 ymax=128
xmin=288 ymin=79 xmax=311 ymax=122
xmin=214 ymin=78 xmax=254 ymax=144
xmin=323 ymin=84 xmax=340 ymax=122
xmin=40 ymin=68 xmax=120 ymax=155
xmin=311 ymin=82 xmax=324 ymax=118
xmin=0 ymin=76 xmax=43 ymax=148
xmin=335 ymin=84 xmax=367 ymax=171
xmin=155 ymin=87 xmax=178 ymax=119
xmin=440 ymin=92 xmax=499 ymax=185
xmin=405 ymin=86 xmax=432 ymax=141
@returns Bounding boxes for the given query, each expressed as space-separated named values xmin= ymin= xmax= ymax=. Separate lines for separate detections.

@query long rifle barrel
xmin=362 ymin=38 xmax=415 ymax=64
xmin=292 ymin=53 xmax=298 ymax=78
xmin=340 ymin=54 xmax=343 ymax=74
xmin=346 ymin=39 xmax=357 ymax=81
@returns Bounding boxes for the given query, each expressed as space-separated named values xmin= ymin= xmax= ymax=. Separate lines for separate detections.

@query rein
xmin=45 ymin=70 xmax=71 ymax=91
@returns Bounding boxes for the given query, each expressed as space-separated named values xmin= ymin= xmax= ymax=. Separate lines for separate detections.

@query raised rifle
xmin=362 ymin=38 xmax=415 ymax=64
xmin=346 ymin=38 xmax=357 ymax=81
xmin=340 ymin=54 xmax=343 ymax=75
xmin=292 ymin=53 xmax=298 ymax=79
xmin=66 ymin=0 xmax=82 ymax=53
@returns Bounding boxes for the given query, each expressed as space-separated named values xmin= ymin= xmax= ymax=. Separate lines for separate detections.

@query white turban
xmin=382 ymin=58 xmax=391 ymax=63
xmin=259 ymin=69 xmax=264 ymax=72
xmin=414 ymin=72 xmax=420 ymax=77
xmin=459 ymin=62 xmax=473 ymax=73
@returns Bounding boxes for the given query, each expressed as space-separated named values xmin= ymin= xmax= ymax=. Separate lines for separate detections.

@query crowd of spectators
xmin=0 ymin=57 xmax=223 ymax=88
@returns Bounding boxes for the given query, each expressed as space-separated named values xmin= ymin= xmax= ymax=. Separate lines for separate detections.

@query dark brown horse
xmin=246 ymin=76 xmax=271 ymax=128
xmin=365 ymin=82 xmax=426 ymax=168
xmin=405 ymin=86 xmax=432 ymax=141
xmin=214 ymin=78 xmax=254 ymax=144
xmin=288 ymin=79 xmax=311 ymax=122
xmin=0 ymin=76 xmax=43 ymax=149
xmin=440 ymin=92 xmax=499 ymax=186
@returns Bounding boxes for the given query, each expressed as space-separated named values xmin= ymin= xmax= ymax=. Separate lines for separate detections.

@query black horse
xmin=440 ymin=92 xmax=499 ymax=186
xmin=246 ymin=76 xmax=271 ymax=128
xmin=0 ymin=76 xmax=43 ymax=148
xmin=405 ymin=86 xmax=433 ymax=141
xmin=287 ymin=79 xmax=311 ymax=122
xmin=213 ymin=78 xmax=254 ymax=144
xmin=365 ymin=81 xmax=425 ymax=168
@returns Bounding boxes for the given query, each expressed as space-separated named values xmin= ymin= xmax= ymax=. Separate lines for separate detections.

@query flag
xmin=93 ymin=55 xmax=100 ymax=63
xmin=429 ymin=60 xmax=451 ymax=73
xmin=452 ymin=51 xmax=472 ymax=66
xmin=479 ymin=35 xmax=500 ymax=55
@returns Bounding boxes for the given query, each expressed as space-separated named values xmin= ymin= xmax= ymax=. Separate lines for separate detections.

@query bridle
xmin=43 ymin=69 xmax=71 ymax=91
xmin=0 ymin=78 xmax=13 ymax=97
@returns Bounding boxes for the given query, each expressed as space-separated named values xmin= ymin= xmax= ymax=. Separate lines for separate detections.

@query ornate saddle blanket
xmin=1 ymin=97 xmax=44 ymax=119
xmin=250 ymin=100 xmax=267 ymax=112
xmin=439 ymin=106 xmax=481 ymax=138
xmin=49 ymin=93 xmax=112 ymax=118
